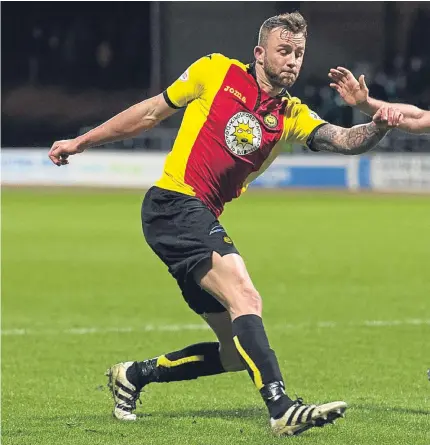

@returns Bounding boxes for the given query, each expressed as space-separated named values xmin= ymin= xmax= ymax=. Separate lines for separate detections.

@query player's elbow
xmin=142 ymin=114 xmax=160 ymax=130
xmin=346 ymin=147 xmax=366 ymax=155
xmin=134 ymin=99 xmax=160 ymax=130
xmin=141 ymin=94 xmax=177 ymax=130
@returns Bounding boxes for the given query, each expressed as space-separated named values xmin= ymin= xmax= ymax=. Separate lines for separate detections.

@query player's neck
xmin=255 ymin=63 xmax=284 ymax=98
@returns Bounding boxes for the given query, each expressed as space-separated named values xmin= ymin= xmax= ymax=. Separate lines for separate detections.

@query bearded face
xmin=260 ymin=28 xmax=306 ymax=89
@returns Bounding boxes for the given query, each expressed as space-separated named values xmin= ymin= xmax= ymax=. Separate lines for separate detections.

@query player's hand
xmin=48 ymin=139 xmax=84 ymax=166
xmin=372 ymin=106 xmax=403 ymax=130
xmin=328 ymin=67 xmax=369 ymax=107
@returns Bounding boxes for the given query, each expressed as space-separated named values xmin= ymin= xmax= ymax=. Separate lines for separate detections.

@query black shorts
xmin=141 ymin=186 xmax=239 ymax=314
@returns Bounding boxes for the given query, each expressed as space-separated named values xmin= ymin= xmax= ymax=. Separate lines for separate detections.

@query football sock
xmin=232 ymin=314 xmax=294 ymax=419
xmin=128 ymin=342 xmax=226 ymax=387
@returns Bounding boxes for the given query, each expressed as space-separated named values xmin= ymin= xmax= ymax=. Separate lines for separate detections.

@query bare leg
xmin=193 ymin=252 xmax=293 ymax=419
xmin=201 ymin=311 xmax=245 ymax=372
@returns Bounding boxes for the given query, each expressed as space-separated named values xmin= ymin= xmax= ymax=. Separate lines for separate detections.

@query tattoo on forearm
xmin=312 ymin=123 xmax=388 ymax=155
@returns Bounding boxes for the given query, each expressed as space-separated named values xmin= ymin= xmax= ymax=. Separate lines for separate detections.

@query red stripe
xmin=184 ymin=64 xmax=285 ymax=216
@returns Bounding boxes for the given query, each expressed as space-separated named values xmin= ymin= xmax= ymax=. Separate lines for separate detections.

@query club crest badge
xmin=225 ymin=112 xmax=262 ymax=156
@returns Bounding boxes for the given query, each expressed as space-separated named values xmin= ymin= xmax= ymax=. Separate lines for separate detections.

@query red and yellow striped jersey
xmin=156 ymin=53 xmax=326 ymax=216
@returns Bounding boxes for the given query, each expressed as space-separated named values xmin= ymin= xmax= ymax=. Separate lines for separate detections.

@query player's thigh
xmin=193 ymin=251 xmax=262 ymax=319
xmin=201 ymin=311 xmax=244 ymax=372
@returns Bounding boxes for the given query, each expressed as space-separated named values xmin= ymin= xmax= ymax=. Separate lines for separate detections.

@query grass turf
xmin=2 ymin=188 xmax=430 ymax=445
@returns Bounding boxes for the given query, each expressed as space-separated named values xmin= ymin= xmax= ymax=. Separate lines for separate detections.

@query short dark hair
xmin=258 ymin=12 xmax=308 ymax=47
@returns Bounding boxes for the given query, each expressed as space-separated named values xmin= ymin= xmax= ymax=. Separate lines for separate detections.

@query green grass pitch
xmin=2 ymin=188 xmax=430 ymax=445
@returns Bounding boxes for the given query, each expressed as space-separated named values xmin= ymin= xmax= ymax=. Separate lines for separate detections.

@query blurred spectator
xmin=28 ymin=26 xmax=44 ymax=85
xmin=3 ymin=3 xmax=150 ymax=91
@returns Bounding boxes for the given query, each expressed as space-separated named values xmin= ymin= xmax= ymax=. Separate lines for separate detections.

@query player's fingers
xmin=329 ymin=83 xmax=341 ymax=92
xmin=329 ymin=69 xmax=343 ymax=76
xmin=49 ymin=154 xmax=61 ymax=166
xmin=391 ymin=108 xmax=399 ymax=127
xmin=328 ymin=73 xmax=342 ymax=83
xmin=328 ymin=74 xmax=342 ymax=85
xmin=329 ymin=70 xmax=345 ymax=81
xmin=373 ymin=108 xmax=382 ymax=122
xmin=337 ymin=67 xmax=354 ymax=78
xmin=358 ymin=74 xmax=368 ymax=91
xmin=48 ymin=142 xmax=59 ymax=157
xmin=394 ymin=110 xmax=403 ymax=126
xmin=330 ymin=74 xmax=347 ymax=88
xmin=49 ymin=147 xmax=62 ymax=166
xmin=387 ymin=107 xmax=394 ymax=126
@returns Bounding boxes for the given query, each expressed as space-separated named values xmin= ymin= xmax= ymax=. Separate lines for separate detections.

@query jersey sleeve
xmin=283 ymin=102 xmax=327 ymax=148
xmin=163 ymin=56 xmax=212 ymax=109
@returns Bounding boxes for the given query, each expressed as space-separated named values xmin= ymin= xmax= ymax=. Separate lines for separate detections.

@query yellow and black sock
xmin=232 ymin=314 xmax=293 ymax=419
xmin=128 ymin=342 xmax=226 ymax=387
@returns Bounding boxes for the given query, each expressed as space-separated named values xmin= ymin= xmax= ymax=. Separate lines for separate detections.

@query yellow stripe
xmin=233 ymin=336 xmax=263 ymax=390
xmin=156 ymin=354 xmax=204 ymax=368
xmin=155 ymin=54 xmax=234 ymax=196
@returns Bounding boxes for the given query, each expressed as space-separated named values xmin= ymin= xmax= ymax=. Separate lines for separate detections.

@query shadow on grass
xmin=41 ymin=407 xmax=265 ymax=423
xmin=139 ymin=407 xmax=265 ymax=421
xmin=353 ymin=404 xmax=429 ymax=416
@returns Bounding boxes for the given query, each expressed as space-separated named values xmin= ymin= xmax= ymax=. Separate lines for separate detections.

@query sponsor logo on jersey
xmin=224 ymin=85 xmax=247 ymax=103
xmin=209 ymin=225 xmax=225 ymax=235
xmin=225 ymin=112 xmax=262 ymax=156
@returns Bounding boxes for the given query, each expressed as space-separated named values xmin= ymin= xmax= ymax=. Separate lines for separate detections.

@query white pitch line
xmin=1 ymin=319 xmax=430 ymax=337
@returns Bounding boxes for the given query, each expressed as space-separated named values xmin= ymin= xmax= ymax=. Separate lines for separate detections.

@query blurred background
xmin=2 ymin=1 xmax=430 ymax=152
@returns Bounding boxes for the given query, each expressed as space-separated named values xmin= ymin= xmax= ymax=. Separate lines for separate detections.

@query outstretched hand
xmin=48 ymin=139 xmax=84 ymax=166
xmin=328 ymin=67 xmax=369 ymax=107
xmin=372 ymin=106 xmax=403 ymax=130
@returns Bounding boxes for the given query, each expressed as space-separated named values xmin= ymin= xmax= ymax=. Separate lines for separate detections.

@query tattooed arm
xmin=310 ymin=122 xmax=387 ymax=155
xmin=310 ymin=106 xmax=403 ymax=155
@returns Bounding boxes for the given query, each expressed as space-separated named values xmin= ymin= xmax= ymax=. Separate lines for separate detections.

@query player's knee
xmin=244 ymin=287 xmax=262 ymax=314
xmin=222 ymin=358 xmax=246 ymax=372
xmin=235 ymin=280 xmax=262 ymax=315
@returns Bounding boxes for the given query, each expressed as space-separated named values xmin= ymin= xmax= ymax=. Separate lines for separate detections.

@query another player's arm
xmin=360 ymin=101 xmax=429 ymax=135
xmin=49 ymin=94 xmax=176 ymax=166
xmin=328 ymin=67 xmax=430 ymax=134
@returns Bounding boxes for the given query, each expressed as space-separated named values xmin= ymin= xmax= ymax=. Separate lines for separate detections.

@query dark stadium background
xmin=2 ymin=1 xmax=429 ymax=150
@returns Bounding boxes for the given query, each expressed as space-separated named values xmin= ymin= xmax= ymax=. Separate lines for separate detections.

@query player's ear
xmin=254 ymin=46 xmax=264 ymax=65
